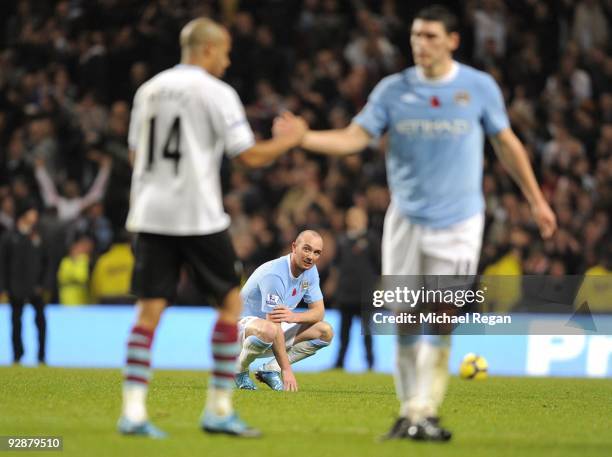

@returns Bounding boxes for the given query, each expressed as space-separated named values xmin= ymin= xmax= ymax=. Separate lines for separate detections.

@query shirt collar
xmin=415 ymin=60 xmax=459 ymax=85
xmin=287 ymin=254 xmax=300 ymax=280
xmin=175 ymin=63 xmax=207 ymax=75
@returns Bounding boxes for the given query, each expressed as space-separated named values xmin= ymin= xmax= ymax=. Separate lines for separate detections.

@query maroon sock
xmin=124 ymin=326 xmax=154 ymax=386
xmin=211 ymin=320 xmax=239 ymax=389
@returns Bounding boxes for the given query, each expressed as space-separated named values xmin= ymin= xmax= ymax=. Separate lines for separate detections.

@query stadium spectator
xmin=67 ymin=202 xmax=114 ymax=258
xmin=572 ymin=0 xmax=609 ymax=52
xmin=74 ymin=92 xmax=109 ymax=144
xmin=34 ymin=154 xmax=112 ymax=222
xmin=56 ymin=234 xmax=93 ymax=305
xmin=2 ymin=131 xmax=36 ymax=188
xmin=0 ymin=200 xmax=50 ymax=364
xmin=0 ymin=194 xmax=15 ymax=234
xmin=470 ymin=0 xmax=507 ymax=64
xmin=544 ymin=54 xmax=593 ymax=105
xmin=344 ymin=11 xmax=399 ymax=80
xmin=90 ymin=230 xmax=134 ymax=304
xmin=331 ymin=206 xmax=379 ymax=370
xmin=575 ymin=235 xmax=612 ymax=312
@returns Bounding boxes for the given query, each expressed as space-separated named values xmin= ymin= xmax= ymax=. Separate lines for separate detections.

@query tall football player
xmin=277 ymin=5 xmax=556 ymax=441
xmin=119 ymin=17 xmax=305 ymax=438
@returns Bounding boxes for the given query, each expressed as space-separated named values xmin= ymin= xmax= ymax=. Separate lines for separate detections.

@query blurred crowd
xmin=0 ymin=0 xmax=610 ymax=308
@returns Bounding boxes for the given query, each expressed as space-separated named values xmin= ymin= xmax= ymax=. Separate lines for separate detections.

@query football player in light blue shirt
xmin=279 ymin=4 xmax=557 ymax=442
xmin=235 ymin=230 xmax=333 ymax=392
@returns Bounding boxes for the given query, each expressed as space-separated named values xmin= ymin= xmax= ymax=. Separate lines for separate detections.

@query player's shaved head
xmin=180 ymin=17 xmax=228 ymax=59
xmin=180 ymin=17 xmax=232 ymax=77
xmin=291 ymin=230 xmax=323 ymax=273
xmin=295 ymin=230 xmax=323 ymax=245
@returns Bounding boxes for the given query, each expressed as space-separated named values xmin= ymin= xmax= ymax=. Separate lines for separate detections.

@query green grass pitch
xmin=1 ymin=367 xmax=611 ymax=457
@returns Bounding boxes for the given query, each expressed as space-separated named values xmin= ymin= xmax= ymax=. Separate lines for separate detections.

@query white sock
xmin=237 ymin=335 xmax=273 ymax=372
xmin=205 ymin=386 xmax=233 ymax=417
xmin=409 ymin=340 xmax=438 ymax=421
xmin=431 ymin=336 xmax=451 ymax=413
xmin=122 ymin=384 xmax=148 ymax=423
xmin=262 ymin=339 xmax=329 ymax=372
xmin=396 ymin=335 xmax=418 ymax=418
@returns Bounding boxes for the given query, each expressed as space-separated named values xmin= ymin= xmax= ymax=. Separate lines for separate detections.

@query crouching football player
xmin=235 ymin=230 xmax=333 ymax=391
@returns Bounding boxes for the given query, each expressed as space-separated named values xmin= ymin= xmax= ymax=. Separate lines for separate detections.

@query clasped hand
xmin=268 ymin=305 xmax=295 ymax=323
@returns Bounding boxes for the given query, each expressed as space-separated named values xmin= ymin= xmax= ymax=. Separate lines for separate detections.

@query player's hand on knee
xmin=282 ymin=368 xmax=298 ymax=392
xmin=269 ymin=305 xmax=294 ymax=323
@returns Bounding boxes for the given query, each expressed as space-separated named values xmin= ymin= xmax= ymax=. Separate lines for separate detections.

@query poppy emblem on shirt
xmin=292 ymin=288 xmax=297 ymax=296
xmin=430 ymin=96 xmax=441 ymax=107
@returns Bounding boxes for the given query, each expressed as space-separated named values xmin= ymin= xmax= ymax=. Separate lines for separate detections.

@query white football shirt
xmin=126 ymin=64 xmax=255 ymax=235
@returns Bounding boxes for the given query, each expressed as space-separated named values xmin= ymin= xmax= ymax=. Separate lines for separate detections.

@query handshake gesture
xmin=272 ymin=111 xmax=308 ymax=147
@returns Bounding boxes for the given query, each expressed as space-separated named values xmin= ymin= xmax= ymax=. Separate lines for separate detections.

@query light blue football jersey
xmin=241 ymin=255 xmax=324 ymax=319
xmin=354 ymin=62 xmax=509 ymax=228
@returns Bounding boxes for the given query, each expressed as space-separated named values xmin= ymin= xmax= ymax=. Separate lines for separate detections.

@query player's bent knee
xmin=255 ymin=320 xmax=278 ymax=343
xmin=317 ymin=321 xmax=334 ymax=342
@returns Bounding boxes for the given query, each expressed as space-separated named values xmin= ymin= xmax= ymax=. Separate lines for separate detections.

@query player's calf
xmin=119 ymin=310 xmax=166 ymax=438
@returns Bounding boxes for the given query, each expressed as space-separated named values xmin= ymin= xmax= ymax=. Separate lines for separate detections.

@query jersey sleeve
xmin=128 ymin=87 xmax=144 ymax=151
xmin=258 ymin=274 xmax=286 ymax=314
xmin=210 ymin=85 xmax=256 ymax=158
xmin=480 ymin=75 xmax=510 ymax=136
xmin=303 ymin=269 xmax=323 ymax=304
xmin=352 ymin=77 xmax=392 ymax=138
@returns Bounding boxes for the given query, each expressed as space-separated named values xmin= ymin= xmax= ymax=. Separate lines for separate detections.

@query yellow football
xmin=459 ymin=353 xmax=488 ymax=380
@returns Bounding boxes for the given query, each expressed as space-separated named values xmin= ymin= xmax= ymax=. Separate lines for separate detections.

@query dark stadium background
xmin=1 ymin=5 xmax=611 ymax=455
xmin=0 ymin=0 xmax=610 ymax=307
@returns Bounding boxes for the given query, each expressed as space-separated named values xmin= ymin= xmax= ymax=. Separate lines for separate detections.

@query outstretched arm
xmin=79 ymin=155 xmax=112 ymax=209
xmin=300 ymin=122 xmax=372 ymax=156
xmin=34 ymin=158 xmax=60 ymax=208
xmin=490 ymin=128 xmax=557 ymax=238
xmin=212 ymin=84 xmax=306 ymax=168
xmin=234 ymin=112 xmax=306 ymax=168
xmin=297 ymin=76 xmax=389 ymax=155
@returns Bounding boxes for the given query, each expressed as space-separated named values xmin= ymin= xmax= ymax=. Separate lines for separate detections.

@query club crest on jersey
xmin=301 ymin=281 xmax=310 ymax=290
xmin=265 ymin=294 xmax=281 ymax=306
xmin=454 ymin=91 xmax=471 ymax=106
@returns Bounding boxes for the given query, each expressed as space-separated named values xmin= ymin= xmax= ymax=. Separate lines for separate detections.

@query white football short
xmin=382 ymin=203 xmax=484 ymax=276
xmin=238 ymin=316 xmax=300 ymax=355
